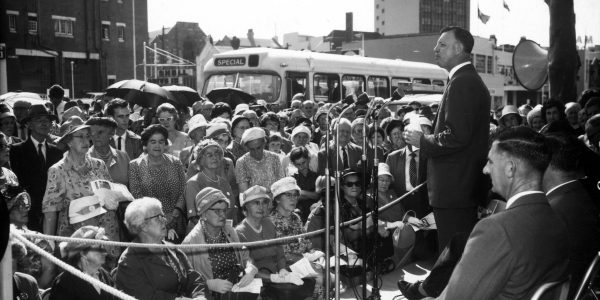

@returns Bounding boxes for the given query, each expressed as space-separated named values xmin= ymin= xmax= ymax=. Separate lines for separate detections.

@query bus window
xmin=432 ymin=79 xmax=445 ymax=86
xmin=413 ymin=78 xmax=431 ymax=85
xmin=286 ymin=72 xmax=308 ymax=103
xmin=367 ymin=76 xmax=390 ymax=98
xmin=314 ymin=73 xmax=341 ymax=102
xmin=342 ymin=75 xmax=365 ymax=98
xmin=392 ymin=77 xmax=411 ymax=88
xmin=205 ymin=73 xmax=281 ymax=103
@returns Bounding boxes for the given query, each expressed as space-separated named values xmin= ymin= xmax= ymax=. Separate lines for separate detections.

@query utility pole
xmin=132 ymin=0 xmax=137 ymax=79
xmin=70 ymin=61 xmax=75 ymax=98
xmin=545 ymin=0 xmax=578 ymax=102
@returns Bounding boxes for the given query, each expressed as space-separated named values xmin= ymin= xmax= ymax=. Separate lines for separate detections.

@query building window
xmin=376 ymin=16 xmax=379 ymax=20
xmin=7 ymin=11 xmax=19 ymax=33
xmin=475 ymin=54 xmax=486 ymax=73
xmin=101 ymin=21 xmax=110 ymax=41
xmin=376 ymin=4 xmax=379 ymax=8
xmin=28 ymin=13 xmax=38 ymax=34
xmin=117 ymin=23 xmax=126 ymax=42
xmin=382 ymin=8 xmax=385 ymax=13
xmin=486 ymin=56 xmax=493 ymax=74
xmin=382 ymin=21 xmax=385 ymax=25
xmin=53 ymin=16 xmax=75 ymax=37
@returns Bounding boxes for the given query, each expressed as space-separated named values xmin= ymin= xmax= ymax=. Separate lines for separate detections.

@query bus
xmin=201 ymin=48 xmax=448 ymax=109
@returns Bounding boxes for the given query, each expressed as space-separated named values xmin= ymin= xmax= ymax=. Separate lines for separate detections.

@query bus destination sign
xmin=214 ymin=57 xmax=246 ymax=67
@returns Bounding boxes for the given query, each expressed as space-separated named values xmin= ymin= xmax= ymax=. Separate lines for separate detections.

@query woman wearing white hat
xmin=42 ymin=125 xmax=121 ymax=260
xmin=0 ymin=110 xmax=22 ymax=145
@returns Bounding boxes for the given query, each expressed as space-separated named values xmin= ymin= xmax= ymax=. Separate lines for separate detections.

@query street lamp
xmin=70 ymin=61 xmax=75 ymax=98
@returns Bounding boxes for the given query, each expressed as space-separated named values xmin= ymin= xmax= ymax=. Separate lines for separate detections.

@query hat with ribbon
xmin=68 ymin=195 xmax=107 ymax=224
xmin=23 ymin=103 xmax=58 ymax=123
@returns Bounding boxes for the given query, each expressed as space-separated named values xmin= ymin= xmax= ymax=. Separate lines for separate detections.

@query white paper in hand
xmin=231 ymin=279 xmax=262 ymax=294
xmin=290 ymin=257 xmax=319 ymax=278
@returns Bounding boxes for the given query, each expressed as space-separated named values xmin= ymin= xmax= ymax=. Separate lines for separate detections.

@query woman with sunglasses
xmin=129 ymin=124 xmax=187 ymax=243
xmin=115 ymin=197 xmax=206 ymax=300
xmin=42 ymin=125 xmax=121 ymax=259
xmin=51 ymin=226 xmax=116 ymax=300
xmin=156 ymin=103 xmax=193 ymax=157
xmin=183 ymin=187 xmax=258 ymax=300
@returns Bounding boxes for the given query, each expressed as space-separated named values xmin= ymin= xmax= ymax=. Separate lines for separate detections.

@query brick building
xmin=0 ymin=0 xmax=148 ymax=97
xmin=147 ymin=21 xmax=205 ymax=89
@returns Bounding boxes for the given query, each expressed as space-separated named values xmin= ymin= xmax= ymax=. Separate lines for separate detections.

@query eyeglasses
xmin=145 ymin=213 xmax=166 ymax=222
xmin=158 ymin=117 xmax=174 ymax=122
xmin=72 ymin=134 xmax=91 ymax=140
xmin=208 ymin=208 xmax=227 ymax=216
xmin=344 ymin=181 xmax=361 ymax=188
xmin=282 ymin=191 xmax=300 ymax=198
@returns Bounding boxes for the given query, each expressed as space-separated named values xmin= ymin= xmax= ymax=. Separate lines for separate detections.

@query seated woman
xmin=288 ymin=147 xmax=319 ymax=222
xmin=182 ymin=187 xmax=258 ymax=300
xmin=235 ymin=186 xmax=314 ymax=300
xmin=185 ymin=140 xmax=236 ymax=230
xmin=115 ymin=197 xmax=206 ymax=299
xmin=51 ymin=226 xmax=115 ymax=300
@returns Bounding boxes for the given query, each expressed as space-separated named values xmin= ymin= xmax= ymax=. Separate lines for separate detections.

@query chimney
xmin=345 ymin=12 xmax=353 ymax=43
xmin=247 ymin=29 xmax=256 ymax=47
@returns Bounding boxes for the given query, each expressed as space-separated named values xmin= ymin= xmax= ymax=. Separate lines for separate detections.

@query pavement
xmin=337 ymin=259 xmax=435 ymax=300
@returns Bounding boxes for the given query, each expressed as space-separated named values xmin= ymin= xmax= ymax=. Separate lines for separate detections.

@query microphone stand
xmin=324 ymin=102 xmax=343 ymax=300
xmin=334 ymin=104 xmax=355 ymax=300
xmin=365 ymin=100 xmax=392 ymax=300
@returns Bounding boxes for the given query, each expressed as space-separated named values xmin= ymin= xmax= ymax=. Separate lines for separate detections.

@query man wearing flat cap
xmin=10 ymin=104 xmax=63 ymax=232
xmin=234 ymin=127 xmax=284 ymax=193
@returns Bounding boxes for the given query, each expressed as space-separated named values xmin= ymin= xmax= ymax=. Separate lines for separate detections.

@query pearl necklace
xmin=201 ymin=170 xmax=219 ymax=183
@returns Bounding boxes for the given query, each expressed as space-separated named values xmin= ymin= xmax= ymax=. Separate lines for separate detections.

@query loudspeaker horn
xmin=512 ymin=39 xmax=548 ymax=91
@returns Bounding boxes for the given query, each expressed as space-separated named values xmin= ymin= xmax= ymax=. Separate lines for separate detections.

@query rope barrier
xmin=10 ymin=230 xmax=137 ymax=300
xmin=17 ymin=183 xmax=426 ymax=250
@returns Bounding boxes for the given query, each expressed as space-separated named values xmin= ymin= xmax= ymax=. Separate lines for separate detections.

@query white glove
xmin=303 ymin=250 xmax=325 ymax=262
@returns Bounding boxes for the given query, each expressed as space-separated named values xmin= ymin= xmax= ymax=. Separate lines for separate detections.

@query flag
xmin=478 ymin=5 xmax=490 ymax=24
xmin=503 ymin=0 xmax=510 ymax=11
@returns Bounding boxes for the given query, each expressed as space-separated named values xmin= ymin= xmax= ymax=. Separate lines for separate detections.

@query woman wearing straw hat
xmin=42 ymin=125 xmax=121 ymax=260
xmin=50 ymin=225 xmax=116 ymax=300
xmin=182 ymin=187 xmax=258 ymax=300
xmin=235 ymin=185 xmax=315 ymax=300
xmin=115 ymin=197 xmax=206 ymax=300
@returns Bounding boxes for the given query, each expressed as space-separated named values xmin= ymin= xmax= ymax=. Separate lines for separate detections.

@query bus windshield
xmin=204 ymin=72 xmax=282 ymax=102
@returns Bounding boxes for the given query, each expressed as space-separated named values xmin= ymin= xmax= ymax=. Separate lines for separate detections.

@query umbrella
xmin=105 ymin=79 xmax=175 ymax=108
xmin=206 ymin=87 xmax=255 ymax=108
xmin=1 ymin=92 xmax=47 ymax=108
xmin=163 ymin=85 xmax=202 ymax=107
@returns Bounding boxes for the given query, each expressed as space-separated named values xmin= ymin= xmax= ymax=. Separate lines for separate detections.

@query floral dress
xmin=269 ymin=210 xmax=312 ymax=263
xmin=42 ymin=153 xmax=120 ymax=257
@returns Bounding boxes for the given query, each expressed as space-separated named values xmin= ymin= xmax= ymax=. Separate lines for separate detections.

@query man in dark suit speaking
xmin=404 ymin=26 xmax=490 ymax=251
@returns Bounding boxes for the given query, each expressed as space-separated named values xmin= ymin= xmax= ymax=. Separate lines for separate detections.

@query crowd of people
xmin=2 ymin=25 xmax=600 ymax=300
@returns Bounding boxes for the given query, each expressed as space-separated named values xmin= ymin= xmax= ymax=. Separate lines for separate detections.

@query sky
xmin=148 ymin=0 xmax=600 ymax=48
